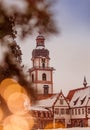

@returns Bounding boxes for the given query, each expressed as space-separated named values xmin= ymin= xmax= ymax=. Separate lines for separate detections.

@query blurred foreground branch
xmin=0 ymin=0 xmax=58 ymax=39
xmin=0 ymin=0 xmax=58 ymax=104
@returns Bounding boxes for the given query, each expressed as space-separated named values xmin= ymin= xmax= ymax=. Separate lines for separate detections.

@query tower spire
xmin=83 ymin=76 xmax=87 ymax=87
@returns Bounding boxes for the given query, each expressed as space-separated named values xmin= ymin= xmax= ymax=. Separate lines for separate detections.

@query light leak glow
xmin=7 ymin=92 xmax=30 ymax=115
xmin=3 ymin=115 xmax=34 ymax=130
xmin=44 ymin=121 xmax=65 ymax=129
xmin=0 ymin=78 xmax=34 ymax=130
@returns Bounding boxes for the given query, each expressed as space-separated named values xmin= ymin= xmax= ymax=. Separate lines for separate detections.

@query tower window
xmin=42 ymin=62 xmax=45 ymax=68
xmin=43 ymin=85 xmax=49 ymax=94
xmin=88 ymin=108 xmax=90 ymax=114
xmin=32 ymin=74 xmax=34 ymax=82
xmin=42 ymin=58 xmax=45 ymax=63
xmin=42 ymin=73 xmax=46 ymax=80
xmin=42 ymin=58 xmax=45 ymax=68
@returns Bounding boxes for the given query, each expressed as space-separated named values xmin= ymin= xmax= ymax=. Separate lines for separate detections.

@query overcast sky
xmin=17 ymin=0 xmax=90 ymax=96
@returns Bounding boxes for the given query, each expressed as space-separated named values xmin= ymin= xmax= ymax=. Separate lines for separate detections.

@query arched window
xmin=42 ymin=73 xmax=46 ymax=80
xmin=32 ymin=74 xmax=34 ymax=82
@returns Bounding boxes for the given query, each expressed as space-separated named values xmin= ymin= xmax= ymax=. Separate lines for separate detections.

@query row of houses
xmin=30 ymin=82 xmax=90 ymax=129
xmin=27 ymin=34 xmax=90 ymax=129
xmin=0 ymin=34 xmax=89 ymax=129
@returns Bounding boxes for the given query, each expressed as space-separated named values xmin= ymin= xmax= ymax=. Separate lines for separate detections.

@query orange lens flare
xmin=44 ymin=122 xmax=65 ymax=129
xmin=0 ymin=78 xmax=17 ymax=98
xmin=0 ymin=125 xmax=3 ymax=130
xmin=3 ymin=115 xmax=34 ymax=130
xmin=0 ymin=108 xmax=4 ymax=122
xmin=0 ymin=78 xmax=27 ymax=101
xmin=3 ymin=84 xmax=26 ymax=101
xmin=7 ymin=92 xmax=30 ymax=115
xmin=0 ymin=78 xmax=34 ymax=130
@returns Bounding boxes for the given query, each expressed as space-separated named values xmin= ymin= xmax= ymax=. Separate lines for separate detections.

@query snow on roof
xmin=35 ymin=94 xmax=59 ymax=108
xmin=30 ymin=106 xmax=48 ymax=111
xmin=70 ymin=86 xmax=90 ymax=107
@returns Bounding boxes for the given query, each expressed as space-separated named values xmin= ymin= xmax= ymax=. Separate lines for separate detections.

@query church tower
xmin=29 ymin=33 xmax=54 ymax=94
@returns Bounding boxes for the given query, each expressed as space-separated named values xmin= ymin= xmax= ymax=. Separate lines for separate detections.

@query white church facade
xmin=29 ymin=33 xmax=54 ymax=94
xmin=29 ymin=34 xmax=90 ymax=129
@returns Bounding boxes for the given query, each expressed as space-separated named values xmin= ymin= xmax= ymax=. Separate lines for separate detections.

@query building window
xmin=61 ymin=109 xmax=65 ymax=115
xmin=43 ymin=85 xmax=49 ymax=94
xmin=60 ymin=99 xmax=64 ymax=105
xmin=38 ymin=112 xmax=41 ymax=117
xmin=78 ymin=108 xmax=81 ymax=115
xmin=45 ymin=112 xmax=48 ymax=118
xmin=32 ymin=74 xmax=34 ymax=82
xmin=40 ymin=112 xmax=44 ymax=118
xmin=88 ymin=108 xmax=90 ymax=114
xmin=75 ymin=109 xmax=77 ymax=115
xmin=82 ymin=108 xmax=84 ymax=114
xmin=35 ymin=111 xmax=39 ymax=117
xmin=72 ymin=109 xmax=74 ymax=115
xmin=66 ymin=109 xmax=70 ymax=114
xmin=54 ymin=108 xmax=59 ymax=114
xmin=42 ymin=73 xmax=46 ymax=80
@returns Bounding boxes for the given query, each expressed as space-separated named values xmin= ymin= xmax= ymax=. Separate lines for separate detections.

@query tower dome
xmin=32 ymin=33 xmax=49 ymax=59
xmin=32 ymin=48 xmax=49 ymax=59
xmin=36 ymin=33 xmax=45 ymax=47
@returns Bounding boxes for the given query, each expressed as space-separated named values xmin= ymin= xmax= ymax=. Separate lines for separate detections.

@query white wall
xmin=36 ymin=84 xmax=52 ymax=94
xmin=37 ymin=70 xmax=52 ymax=81
xmin=71 ymin=107 xmax=86 ymax=119
xmin=88 ymin=119 xmax=90 ymax=127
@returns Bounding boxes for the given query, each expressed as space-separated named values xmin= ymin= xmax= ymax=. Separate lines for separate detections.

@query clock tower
xmin=29 ymin=33 xmax=54 ymax=94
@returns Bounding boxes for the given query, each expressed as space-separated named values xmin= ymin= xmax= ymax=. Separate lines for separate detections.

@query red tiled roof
xmin=67 ymin=87 xmax=88 ymax=101
xmin=36 ymin=94 xmax=57 ymax=100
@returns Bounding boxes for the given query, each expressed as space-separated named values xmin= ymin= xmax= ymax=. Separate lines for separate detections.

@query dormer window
xmin=73 ymin=97 xmax=79 ymax=105
xmin=81 ymin=96 xmax=86 ymax=105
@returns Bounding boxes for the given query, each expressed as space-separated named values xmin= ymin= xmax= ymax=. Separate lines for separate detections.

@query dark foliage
xmin=0 ymin=0 xmax=58 ymax=106
xmin=0 ymin=51 xmax=36 ymax=104
xmin=8 ymin=41 xmax=22 ymax=64
xmin=0 ymin=0 xmax=58 ymax=39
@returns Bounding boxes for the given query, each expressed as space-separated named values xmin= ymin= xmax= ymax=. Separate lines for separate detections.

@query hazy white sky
xmin=17 ymin=0 xmax=90 ymax=96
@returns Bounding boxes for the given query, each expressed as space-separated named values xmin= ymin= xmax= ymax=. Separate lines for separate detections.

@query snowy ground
xmin=43 ymin=127 xmax=90 ymax=130
xmin=54 ymin=127 xmax=90 ymax=130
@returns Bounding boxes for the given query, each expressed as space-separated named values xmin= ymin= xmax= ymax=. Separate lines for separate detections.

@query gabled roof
xmin=36 ymin=94 xmax=59 ymax=107
xmin=34 ymin=91 xmax=69 ymax=108
xmin=67 ymin=87 xmax=88 ymax=101
xmin=53 ymin=91 xmax=69 ymax=107
xmin=30 ymin=106 xmax=48 ymax=111
xmin=69 ymin=86 xmax=90 ymax=107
